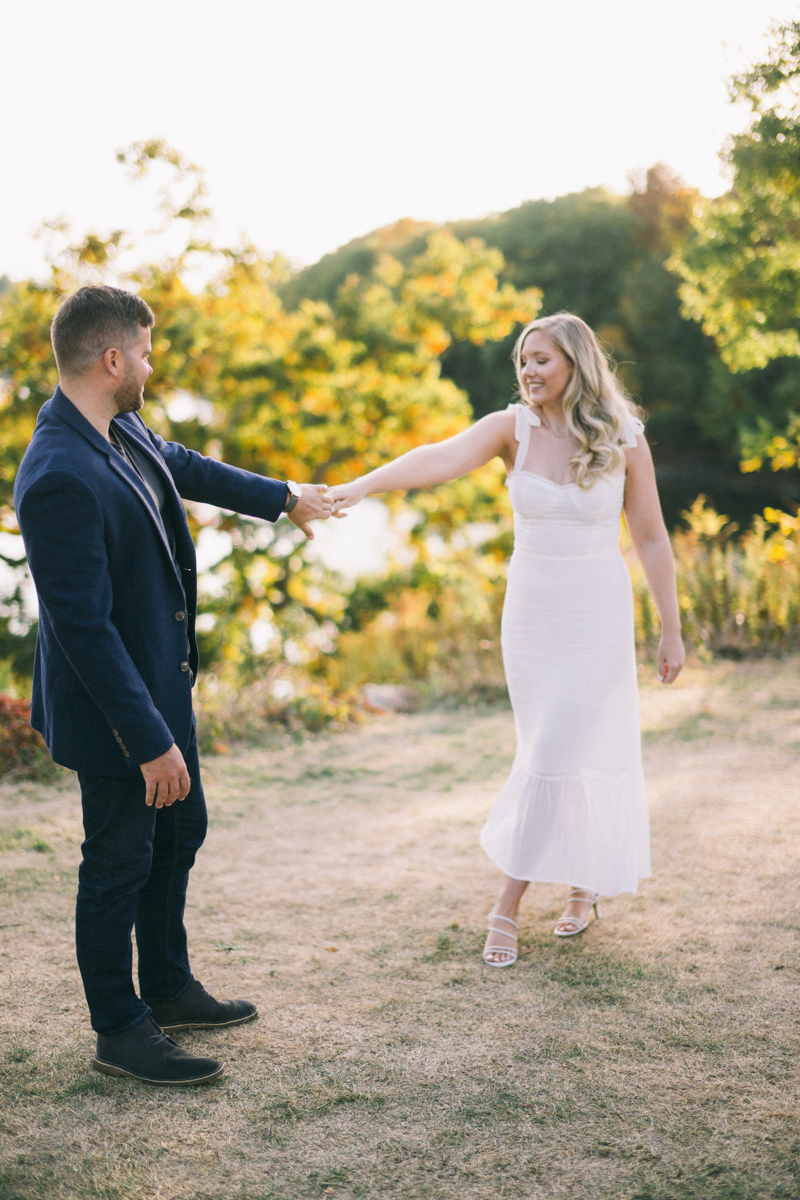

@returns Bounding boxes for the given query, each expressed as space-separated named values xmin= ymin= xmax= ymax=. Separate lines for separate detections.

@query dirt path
xmin=2 ymin=659 xmax=800 ymax=1199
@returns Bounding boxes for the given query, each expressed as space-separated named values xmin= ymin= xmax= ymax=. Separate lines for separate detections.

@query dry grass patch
xmin=2 ymin=661 xmax=800 ymax=1198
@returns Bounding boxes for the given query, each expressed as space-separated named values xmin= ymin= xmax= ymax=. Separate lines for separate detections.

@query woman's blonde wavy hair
xmin=512 ymin=312 xmax=644 ymax=489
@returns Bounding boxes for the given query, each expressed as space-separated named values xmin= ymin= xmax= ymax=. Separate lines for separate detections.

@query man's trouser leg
xmin=75 ymin=732 xmax=207 ymax=1035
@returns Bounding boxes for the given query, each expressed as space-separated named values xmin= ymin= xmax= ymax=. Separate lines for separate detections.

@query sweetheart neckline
xmin=508 ymin=469 xmax=579 ymax=489
xmin=507 ymin=468 xmax=624 ymax=490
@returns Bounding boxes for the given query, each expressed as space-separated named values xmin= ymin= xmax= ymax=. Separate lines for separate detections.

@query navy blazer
xmin=14 ymin=388 xmax=288 ymax=775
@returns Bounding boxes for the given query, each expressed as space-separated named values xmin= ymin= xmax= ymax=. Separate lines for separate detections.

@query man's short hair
xmin=51 ymin=286 xmax=155 ymax=378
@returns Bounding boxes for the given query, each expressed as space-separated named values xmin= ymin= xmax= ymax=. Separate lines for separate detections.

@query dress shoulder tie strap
xmin=620 ymin=414 xmax=645 ymax=448
xmin=507 ymin=403 xmax=541 ymax=473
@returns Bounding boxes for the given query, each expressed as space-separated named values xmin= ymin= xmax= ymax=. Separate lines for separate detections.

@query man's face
xmin=113 ymin=326 xmax=153 ymax=414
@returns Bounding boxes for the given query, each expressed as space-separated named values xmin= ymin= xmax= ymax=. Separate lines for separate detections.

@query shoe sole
xmin=92 ymin=1057 xmax=224 ymax=1086
xmin=156 ymin=1008 xmax=259 ymax=1033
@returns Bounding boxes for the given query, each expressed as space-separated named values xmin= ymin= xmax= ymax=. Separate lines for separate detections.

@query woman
xmin=328 ymin=313 xmax=684 ymax=966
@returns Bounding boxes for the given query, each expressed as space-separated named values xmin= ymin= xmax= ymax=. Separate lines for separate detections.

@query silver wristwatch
xmin=283 ymin=480 xmax=302 ymax=513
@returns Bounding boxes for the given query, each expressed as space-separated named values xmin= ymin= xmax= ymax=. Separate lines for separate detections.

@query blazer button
xmin=180 ymin=661 xmax=190 ymax=672
xmin=175 ymin=611 xmax=185 ymax=621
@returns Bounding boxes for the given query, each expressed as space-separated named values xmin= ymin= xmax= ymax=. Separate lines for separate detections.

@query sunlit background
xmin=1 ymin=0 xmax=785 ymax=278
xmin=3 ymin=0 xmax=800 ymax=739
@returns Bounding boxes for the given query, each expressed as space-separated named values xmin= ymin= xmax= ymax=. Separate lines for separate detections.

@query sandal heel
xmin=554 ymin=889 xmax=601 ymax=938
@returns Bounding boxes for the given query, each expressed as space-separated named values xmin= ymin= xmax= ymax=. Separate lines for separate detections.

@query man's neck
xmin=59 ymin=378 xmax=116 ymax=441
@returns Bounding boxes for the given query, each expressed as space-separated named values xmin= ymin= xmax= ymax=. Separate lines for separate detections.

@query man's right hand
xmin=140 ymin=743 xmax=191 ymax=808
xmin=287 ymin=484 xmax=335 ymax=540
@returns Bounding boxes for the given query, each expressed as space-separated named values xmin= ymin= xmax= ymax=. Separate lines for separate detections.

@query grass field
xmin=2 ymin=658 xmax=800 ymax=1200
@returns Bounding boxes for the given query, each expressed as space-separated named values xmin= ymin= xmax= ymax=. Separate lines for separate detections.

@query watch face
xmin=288 ymin=480 xmax=302 ymax=498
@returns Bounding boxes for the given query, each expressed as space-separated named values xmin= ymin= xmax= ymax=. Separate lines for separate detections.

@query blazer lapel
xmin=49 ymin=389 xmax=182 ymax=578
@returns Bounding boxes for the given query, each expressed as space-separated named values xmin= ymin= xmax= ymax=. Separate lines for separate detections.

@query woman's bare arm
xmin=328 ymin=410 xmax=517 ymax=508
xmin=623 ymin=436 xmax=685 ymax=685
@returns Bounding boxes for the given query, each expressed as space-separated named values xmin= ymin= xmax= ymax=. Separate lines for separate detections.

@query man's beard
xmin=113 ymin=368 xmax=145 ymax=414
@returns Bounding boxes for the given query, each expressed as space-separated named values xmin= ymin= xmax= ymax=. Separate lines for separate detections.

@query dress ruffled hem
xmin=480 ymin=762 xmax=650 ymax=897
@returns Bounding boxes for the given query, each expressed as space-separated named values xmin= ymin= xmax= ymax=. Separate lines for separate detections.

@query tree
xmin=671 ymin=20 xmax=800 ymax=373
xmin=0 ymin=144 xmax=540 ymax=682
xmin=285 ymin=172 xmax=800 ymax=526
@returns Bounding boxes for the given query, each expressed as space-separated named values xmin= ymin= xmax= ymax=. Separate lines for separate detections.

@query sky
xmin=1 ymin=0 xmax=795 ymax=282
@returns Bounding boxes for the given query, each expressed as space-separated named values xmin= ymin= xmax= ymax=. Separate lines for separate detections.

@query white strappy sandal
xmin=482 ymin=911 xmax=518 ymax=967
xmin=554 ymin=889 xmax=601 ymax=938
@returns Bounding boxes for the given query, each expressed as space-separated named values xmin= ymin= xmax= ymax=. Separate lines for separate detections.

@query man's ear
xmin=102 ymin=346 xmax=124 ymax=378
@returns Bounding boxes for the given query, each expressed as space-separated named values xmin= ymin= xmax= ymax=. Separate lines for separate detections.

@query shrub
xmin=317 ymin=544 xmax=508 ymax=701
xmin=0 ymin=695 xmax=56 ymax=779
xmin=627 ymin=497 xmax=800 ymax=659
xmin=322 ymin=498 xmax=800 ymax=691
xmin=193 ymin=673 xmax=365 ymax=753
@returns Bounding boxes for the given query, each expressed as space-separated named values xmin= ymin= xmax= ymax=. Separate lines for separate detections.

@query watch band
xmin=284 ymin=481 xmax=302 ymax=513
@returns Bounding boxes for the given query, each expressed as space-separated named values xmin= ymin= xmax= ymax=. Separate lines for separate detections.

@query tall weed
xmin=628 ymin=497 xmax=800 ymax=659
xmin=11 ymin=497 xmax=796 ymax=763
xmin=325 ymin=497 xmax=800 ymax=707
xmin=316 ymin=543 xmax=509 ymax=701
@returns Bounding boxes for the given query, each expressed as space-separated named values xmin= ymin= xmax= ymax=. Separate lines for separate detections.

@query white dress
xmin=479 ymin=404 xmax=650 ymax=897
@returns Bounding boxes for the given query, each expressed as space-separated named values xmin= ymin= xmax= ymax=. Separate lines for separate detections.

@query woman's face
xmin=520 ymin=330 xmax=572 ymax=406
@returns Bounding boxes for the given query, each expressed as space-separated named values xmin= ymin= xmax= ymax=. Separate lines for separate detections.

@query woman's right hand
xmin=327 ymin=480 xmax=368 ymax=511
xmin=657 ymin=631 xmax=685 ymax=684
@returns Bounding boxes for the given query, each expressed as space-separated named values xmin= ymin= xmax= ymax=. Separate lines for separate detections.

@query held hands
xmin=657 ymin=632 xmax=686 ymax=685
xmin=140 ymin=743 xmax=191 ymax=808
xmin=286 ymin=484 xmax=340 ymax=540
xmin=327 ymin=480 xmax=368 ymax=512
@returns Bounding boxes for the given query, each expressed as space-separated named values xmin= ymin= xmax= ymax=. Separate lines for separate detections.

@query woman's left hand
xmin=657 ymin=632 xmax=685 ymax=684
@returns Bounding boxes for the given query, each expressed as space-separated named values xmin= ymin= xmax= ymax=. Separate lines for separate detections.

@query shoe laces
xmin=147 ymin=1026 xmax=174 ymax=1049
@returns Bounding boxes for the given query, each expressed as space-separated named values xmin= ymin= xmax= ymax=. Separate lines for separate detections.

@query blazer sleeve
xmin=140 ymin=423 xmax=289 ymax=520
xmin=17 ymin=470 xmax=175 ymax=765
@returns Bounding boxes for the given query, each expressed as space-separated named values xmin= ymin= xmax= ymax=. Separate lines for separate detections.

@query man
xmin=14 ymin=285 xmax=332 ymax=1086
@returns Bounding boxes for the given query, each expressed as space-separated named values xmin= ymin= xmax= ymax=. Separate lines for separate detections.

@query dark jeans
xmin=76 ymin=732 xmax=207 ymax=1035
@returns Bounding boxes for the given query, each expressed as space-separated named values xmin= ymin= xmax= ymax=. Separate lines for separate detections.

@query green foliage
xmin=189 ymin=486 xmax=800 ymax=747
xmin=0 ymin=142 xmax=537 ymax=686
xmin=286 ymin=166 xmax=800 ymax=528
xmin=629 ymin=496 xmax=800 ymax=659
xmin=116 ymin=138 xmax=212 ymax=226
xmin=317 ymin=538 xmax=509 ymax=699
xmin=443 ymin=186 xmax=647 ymax=427
xmin=287 ymin=187 xmax=647 ymax=421
xmin=280 ymin=217 xmax=435 ymax=310
xmin=326 ymin=494 xmax=800 ymax=703
xmin=671 ymin=19 xmax=800 ymax=372
xmin=193 ymin=674 xmax=365 ymax=752
xmin=739 ymin=410 xmax=800 ymax=474
xmin=7 ymin=132 xmax=800 ymax=723
xmin=329 ymin=495 xmax=800 ymax=700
